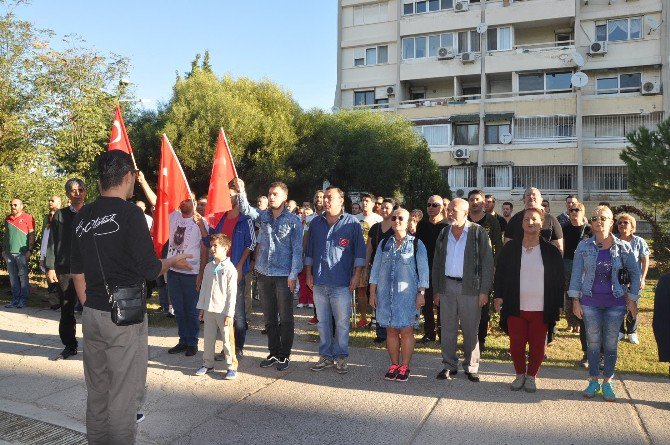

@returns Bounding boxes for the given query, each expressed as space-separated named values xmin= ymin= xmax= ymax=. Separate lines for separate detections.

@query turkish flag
xmin=108 ymin=105 xmax=133 ymax=154
xmin=152 ymin=134 xmax=192 ymax=256
xmin=204 ymin=128 xmax=238 ymax=227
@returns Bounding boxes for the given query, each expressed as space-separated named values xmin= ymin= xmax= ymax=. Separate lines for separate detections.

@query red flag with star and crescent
xmin=204 ymin=128 xmax=238 ymax=227
xmin=108 ymin=105 xmax=133 ymax=154
xmin=152 ymin=134 xmax=192 ymax=257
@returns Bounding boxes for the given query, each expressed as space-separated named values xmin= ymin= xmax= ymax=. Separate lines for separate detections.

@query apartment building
xmin=335 ymin=0 xmax=669 ymax=204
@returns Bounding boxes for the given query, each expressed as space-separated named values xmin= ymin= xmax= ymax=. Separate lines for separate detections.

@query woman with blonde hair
xmin=569 ymin=206 xmax=641 ymax=401
xmin=615 ymin=213 xmax=650 ymax=345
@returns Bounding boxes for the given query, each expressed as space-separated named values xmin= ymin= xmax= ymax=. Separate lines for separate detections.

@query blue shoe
xmin=601 ymin=381 xmax=616 ymax=402
xmin=4 ymin=303 xmax=15 ymax=308
xmin=16 ymin=303 xmax=24 ymax=309
xmin=224 ymin=369 xmax=238 ymax=380
xmin=583 ymin=380 xmax=601 ymax=398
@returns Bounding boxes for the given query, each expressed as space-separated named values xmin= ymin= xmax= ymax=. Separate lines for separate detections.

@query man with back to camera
xmin=70 ymin=150 xmax=190 ymax=444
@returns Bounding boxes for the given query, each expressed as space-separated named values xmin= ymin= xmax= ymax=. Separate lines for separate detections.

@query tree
xmin=620 ymin=117 xmax=670 ymax=207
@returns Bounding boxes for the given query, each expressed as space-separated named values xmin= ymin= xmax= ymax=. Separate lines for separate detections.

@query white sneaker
xmin=628 ymin=333 xmax=640 ymax=344
xmin=195 ymin=366 xmax=213 ymax=376
xmin=618 ymin=332 xmax=625 ymax=341
xmin=296 ymin=303 xmax=305 ymax=308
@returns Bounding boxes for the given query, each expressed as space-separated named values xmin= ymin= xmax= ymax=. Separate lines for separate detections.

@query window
xmin=354 ymin=45 xmax=388 ymax=66
xmin=353 ymin=2 xmax=389 ymax=26
xmin=416 ymin=1 xmax=427 ymax=13
xmin=354 ymin=90 xmax=375 ymax=106
xmin=454 ymin=124 xmax=479 ymax=145
xmin=404 ymin=33 xmax=454 ymax=59
xmin=485 ymin=124 xmax=511 ymax=144
xmin=410 ymin=92 xmax=425 ymax=100
xmin=429 ymin=0 xmax=440 ymax=11
xmin=595 ymin=17 xmax=642 ymax=42
xmin=448 ymin=165 xmax=478 ymax=189
xmin=403 ymin=3 xmax=414 ymax=14
xmin=441 ymin=0 xmax=453 ymax=8
xmin=519 ymin=72 xmax=572 ymax=94
xmin=487 ymin=27 xmax=512 ymax=51
xmin=416 ymin=124 xmax=451 ymax=147
xmin=596 ymin=73 xmax=642 ymax=94
xmin=484 ymin=165 xmax=512 ymax=189
xmin=555 ymin=32 xmax=573 ymax=45
xmin=584 ymin=166 xmax=628 ymax=191
xmin=513 ymin=166 xmax=576 ymax=191
xmin=404 ymin=0 xmax=452 ymax=14
xmin=457 ymin=30 xmax=480 ymax=54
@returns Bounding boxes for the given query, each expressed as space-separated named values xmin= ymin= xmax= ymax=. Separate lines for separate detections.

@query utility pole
xmin=477 ymin=1 xmax=487 ymax=189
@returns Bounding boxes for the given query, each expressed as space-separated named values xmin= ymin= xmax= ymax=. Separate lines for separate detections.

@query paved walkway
xmin=1 ymin=306 xmax=669 ymax=445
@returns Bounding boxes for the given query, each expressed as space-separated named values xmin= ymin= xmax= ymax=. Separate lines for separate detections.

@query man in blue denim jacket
xmin=305 ymin=187 xmax=366 ymax=375
xmin=236 ymin=178 xmax=303 ymax=371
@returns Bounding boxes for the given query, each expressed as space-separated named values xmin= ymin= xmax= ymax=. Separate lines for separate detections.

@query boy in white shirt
xmin=195 ymin=234 xmax=238 ymax=379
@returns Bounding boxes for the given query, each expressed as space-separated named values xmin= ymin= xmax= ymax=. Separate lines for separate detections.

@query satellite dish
xmin=646 ymin=17 xmax=661 ymax=31
xmin=571 ymin=72 xmax=589 ymax=88
xmin=571 ymin=52 xmax=585 ymax=68
xmin=500 ymin=133 xmax=513 ymax=144
xmin=456 ymin=189 xmax=466 ymax=198
xmin=476 ymin=23 xmax=488 ymax=34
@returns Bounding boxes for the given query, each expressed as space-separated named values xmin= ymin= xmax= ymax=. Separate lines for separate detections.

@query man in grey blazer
xmin=432 ymin=198 xmax=494 ymax=382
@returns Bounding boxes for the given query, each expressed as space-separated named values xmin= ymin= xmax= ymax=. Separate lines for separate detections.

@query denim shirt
xmin=626 ymin=235 xmax=650 ymax=272
xmin=568 ymin=236 xmax=641 ymax=301
xmin=238 ymin=192 xmax=303 ymax=280
xmin=369 ymin=235 xmax=430 ymax=326
xmin=304 ymin=212 xmax=366 ymax=287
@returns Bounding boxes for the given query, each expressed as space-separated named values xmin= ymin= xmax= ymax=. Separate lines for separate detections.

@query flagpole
xmin=220 ymin=128 xmax=238 ymax=178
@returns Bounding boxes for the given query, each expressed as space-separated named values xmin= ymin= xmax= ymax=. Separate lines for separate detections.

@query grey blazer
xmin=431 ymin=220 xmax=494 ymax=297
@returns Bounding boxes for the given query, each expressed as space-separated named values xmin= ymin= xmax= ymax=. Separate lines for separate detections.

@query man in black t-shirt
xmin=505 ymin=187 xmax=564 ymax=256
xmin=71 ymin=151 xmax=190 ymax=444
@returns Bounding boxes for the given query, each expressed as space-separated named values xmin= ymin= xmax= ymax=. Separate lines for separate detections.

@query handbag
xmin=93 ymin=235 xmax=146 ymax=326
xmin=617 ymin=249 xmax=631 ymax=286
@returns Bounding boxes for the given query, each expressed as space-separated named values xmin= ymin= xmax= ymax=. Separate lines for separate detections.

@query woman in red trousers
xmin=494 ymin=207 xmax=564 ymax=392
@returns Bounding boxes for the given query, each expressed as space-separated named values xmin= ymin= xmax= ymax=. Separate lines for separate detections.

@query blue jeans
xmin=167 ymin=271 xmax=200 ymax=347
xmin=157 ymin=275 xmax=169 ymax=311
xmin=582 ymin=304 xmax=627 ymax=378
xmin=313 ymin=285 xmax=351 ymax=359
xmin=234 ymin=279 xmax=247 ymax=351
xmin=6 ymin=253 xmax=29 ymax=306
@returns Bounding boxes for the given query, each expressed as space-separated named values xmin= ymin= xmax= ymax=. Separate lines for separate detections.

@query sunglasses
xmin=541 ymin=203 xmax=549 ymax=208
xmin=617 ymin=221 xmax=630 ymax=226
xmin=569 ymin=208 xmax=581 ymax=213
xmin=375 ymin=202 xmax=383 ymax=206
xmin=391 ymin=216 xmax=405 ymax=222
xmin=427 ymin=203 xmax=441 ymax=208
xmin=590 ymin=216 xmax=609 ymax=222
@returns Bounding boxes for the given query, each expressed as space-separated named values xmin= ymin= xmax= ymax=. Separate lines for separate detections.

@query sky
xmin=14 ymin=0 xmax=338 ymax=111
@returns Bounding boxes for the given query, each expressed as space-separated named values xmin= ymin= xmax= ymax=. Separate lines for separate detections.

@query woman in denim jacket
xmin=370 ymin=208 xmax=429 ymax=382
xmin=569 ymin=206 xmax=641 ymax=401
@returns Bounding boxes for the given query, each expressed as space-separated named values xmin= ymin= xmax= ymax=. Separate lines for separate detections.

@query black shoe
xmin=136 ymin=413 xmax=145 ymax=424
xmin=373 ymin=337 xmax=385 ymax=344
xmin=260 ymin=355 xmax=279 ymax=368
xmin=436 ymin=369 xmax=457 ymax=380
xmin=419 ymin=336 xmax=434 ymax=344
xmin=236 ymin=349 xmax=244 ymax=360
xmin=185 ymin=346 xmax=197 ymax=357
xmin=50 ymin=304 xmax=61 ymax=311
xmin=261 ymin=329 xmax=267 ymax=335
xmin=168 ymin=343 xmax=188 ymax=354
xmin=276 ymin=357 xmax=290 ymax=371
xmin=55 ymin=346 xmax=78 ymax=360
xmin=465 ymin=372 xmax=480 ymax=382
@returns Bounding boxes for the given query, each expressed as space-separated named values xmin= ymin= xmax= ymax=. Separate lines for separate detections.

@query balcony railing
xmin=583 ymin=112 xmax=665 ymax=144
xmin=514 ymin=115 xmax=576 ymax=144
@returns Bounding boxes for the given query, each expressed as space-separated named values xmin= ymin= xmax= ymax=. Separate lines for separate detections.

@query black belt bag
xmin=94 ymin=236 xmax=146 ymax=326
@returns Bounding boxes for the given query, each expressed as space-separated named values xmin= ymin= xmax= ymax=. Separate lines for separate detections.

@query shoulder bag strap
xmin=92 ymin=235 xmax=113 ymax=302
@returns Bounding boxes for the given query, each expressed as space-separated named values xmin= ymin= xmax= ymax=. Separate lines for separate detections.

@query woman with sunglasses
xmin=569 ymin=206 xmax=641 ymax=401
xmin=615 ymin=213 xmax=649 ymax=345
xmin=369 ymin=208 xmax=429 ymax=382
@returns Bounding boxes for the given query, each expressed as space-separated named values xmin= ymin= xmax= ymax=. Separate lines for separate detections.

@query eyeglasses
xmin=569 ymin=208 xmax=581 ymax=213
xmin=427 ymin=203 xmax=441 ymax=208
xmin=375 ymin=202 xmax=383 ymax=206
xmin=617 ymin=221 xmax=630 ymax=226
xmin=541 ymin=203 xmax=549 ymax=208
xmin=590 ymin=216 xmax=609 ymax=222
xmin=391 ymin=216 xmax=405 ymax=222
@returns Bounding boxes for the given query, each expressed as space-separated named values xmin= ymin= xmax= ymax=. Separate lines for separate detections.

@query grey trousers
xmin=82 ymin=308 xmax=147 ymax=445
xmin=440 ymin=279 xmax=481 ymax=374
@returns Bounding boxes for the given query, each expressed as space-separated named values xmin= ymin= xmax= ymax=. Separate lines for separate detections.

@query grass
xmin=2 ymin=273 xmax=668 ymax=377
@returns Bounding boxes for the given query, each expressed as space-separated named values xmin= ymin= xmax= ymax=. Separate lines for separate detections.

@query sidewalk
xmin=1 ymin=306 xmax=669 ymax=445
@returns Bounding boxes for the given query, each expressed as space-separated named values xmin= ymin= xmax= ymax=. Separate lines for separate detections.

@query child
xmin=195 ymin=234 xmax=238 ymax=379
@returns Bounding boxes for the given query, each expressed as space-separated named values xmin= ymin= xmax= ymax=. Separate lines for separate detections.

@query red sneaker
xmin=307 ymin=317 xmax=318 ymax=325
xmin=355 ymin=319 xmax=369 ymax=328
xmin=396 ymin=365 xmax=411 ymax=382
xmin=385 ymin=364 xmax=400 ymax=381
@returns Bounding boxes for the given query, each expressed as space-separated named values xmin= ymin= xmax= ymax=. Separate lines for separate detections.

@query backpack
xmin=381 ymin=236 xmax=419 ymax=275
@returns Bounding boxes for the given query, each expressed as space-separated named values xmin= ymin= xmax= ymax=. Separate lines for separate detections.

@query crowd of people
xmin=2 ymin=149 xmax=669 ymax=444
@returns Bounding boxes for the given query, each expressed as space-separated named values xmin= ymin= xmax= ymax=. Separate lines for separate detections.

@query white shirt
xmin=445 ymin=224 xmax=468 ymax=278
xmin=144 ymin=214 xmax=153 ymax=231
xmin=355 ymin=211 xmax=383 ymax=226
xmin=167 ymin=210 xmax=208 ymax=274
xmin=519 ymin=246 xmax=544 ymax=311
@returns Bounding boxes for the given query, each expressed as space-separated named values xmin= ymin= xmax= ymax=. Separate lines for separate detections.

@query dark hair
xmin=269 ymin=182 xmax=288 ymax=195
xmin=381 ymin=198 xmax=395 ymax=206
xmin=468 ymin=189 xmax=485 ymax=199
xmin=210 ymin=233 xmax=232 ymax=250
xmin=485 ymin=194 xmax=495 ymax=201
xmin=565 ymin=194 xmax=576 ymax=201
xmin=257 ymin=195 xmax=267 ymax=201
xmin=65 ymin=178 xmax=86 ymax=194
xmin=598 ymin=201 xmax=610 ymax=207
xmin=98 ymin=151 xmax=135 ymax=191
xmin=360 ymin=192 xmax=374 ymax=201
xmin=502 ymin=201 xmax=513 ymax=209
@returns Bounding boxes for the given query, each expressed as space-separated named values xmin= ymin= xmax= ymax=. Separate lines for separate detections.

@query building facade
xmin=335 ymin=0 xmax=669 ymax=204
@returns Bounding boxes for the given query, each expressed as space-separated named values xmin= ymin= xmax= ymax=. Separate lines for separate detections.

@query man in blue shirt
xmin=236 ymin=178 xmax=303 ymax=371
xmin=305 ymin=187 xmax=366 ymax=374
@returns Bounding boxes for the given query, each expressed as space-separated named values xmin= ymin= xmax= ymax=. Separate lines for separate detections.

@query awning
xmin=449 ymin=113 xmax=480 ymax=123
xmin=484 ymin=112 xmax=514 ymax=122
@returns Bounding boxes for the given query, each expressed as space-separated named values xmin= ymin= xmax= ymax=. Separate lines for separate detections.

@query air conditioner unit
xmin=641 ymin=80 xmax=661 ymax=95
xmin=437 ymin=47 xmax=456 ymax=60
xmin=461 ymin=52 xmax=476 ymax=63
xmin=453 ymin=148 xmax=470 ymax=159
xmin=588 ymin=41 xmax=608 ymax=55
xmin=386 ymin=86 xmax=395 ymax=96
xmin=454 ymin=0 xmax=470 ymax=12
